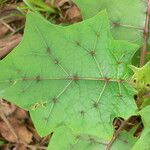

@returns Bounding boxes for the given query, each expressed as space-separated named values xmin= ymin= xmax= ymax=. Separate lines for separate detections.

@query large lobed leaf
xmin=0 ymin=11 xmax=138 ymax=140
xmin=73 ymin=0 xmax=146 ymax=45
xmin=48 ymin=126 xmax=137 ymax=150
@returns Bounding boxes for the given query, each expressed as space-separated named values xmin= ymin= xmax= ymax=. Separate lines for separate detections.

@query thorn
xmin=72 ymin=74 xmax=79 ymax=80
xmin=75 ymin=135 xmax=82 ymax=140
xmin=52 ymin=97 xmax=57 ymax=104
xmin=104 ymin=77 xmax=110 ymax=82
xmin=93 ymin=101 xmax=99 ymax=109
xmin=117 ymin=94 xmax=123 ymax=98
xmin=117 ymin=61 xmax=122 ymax=64
xmin=88 ymin=137 xmax=95 ymax=144
xmin=54 ymin=59 xmax=59 ymax=65
xmin=35 ymin=75 xmax=42 ymax=81
xmin=95 ymin=32 xmax=100 ymax=37
xmin=46 ymin=47 xmax=51 ymax=54
xmin=9 ymin=78 xmax=13 ymax=83
xmin=90 ymin=50 xmax=96 ymax=56
xmin=75 ymin=41 xmax=81 ymax=47
xmin=118 ymin=79 xmax=124 ymax=83
xmin=22 ymin=77 xmax=28 ymax=81
xmin=43 ymin=116 xmax=49 ymax=121
xmin=112 ymin=21 xmax=121 ymax=27
xmin=80 ymin=110 xmax=85 ymax=116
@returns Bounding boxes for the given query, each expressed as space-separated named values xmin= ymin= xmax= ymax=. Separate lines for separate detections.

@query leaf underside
xmin=0 ymin=11 xmax=138 ymax=140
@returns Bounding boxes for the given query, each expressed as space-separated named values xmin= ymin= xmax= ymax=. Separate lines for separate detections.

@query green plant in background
xmin=73 ymin=0 xmax=146 ymax=45
xmin=0 ymin=0 xmax=7 ymax=5
xmin=18 ymin=0 xmax=58 ymax=19
xmin=73 ymin=0 xmax=148 ymax=66
xmin=23 ymin=0 xmax=56 ymax=13
xmin=0 ymin=140 xmax=4 ymax=146
xmin=130 ymin=62 xmax=150 ymax=108
xmin=130 ymin=62 xmax=150 ymax=92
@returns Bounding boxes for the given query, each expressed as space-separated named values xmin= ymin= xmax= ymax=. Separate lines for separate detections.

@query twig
xmin=0 ymin=20 xmax=15 ymax=33
xmin=20 ymin=141 xmax=47 ymax=150
xmin=10 ymin=25 xmax=25 ymax=36
xmin=140 ymin=0 xmax=150 ymax=67
xmin=106 ymin=118 xmax=130 ymax=150
xmin=0 ymin=110 xmax=19 ymax=142
xmin=143 ymin=92 xmax=150 ymax=99
xmin=10 ymin=142 xmax=47 ymax=150
xmin=40 ymin=134 xmax=51 ymax=145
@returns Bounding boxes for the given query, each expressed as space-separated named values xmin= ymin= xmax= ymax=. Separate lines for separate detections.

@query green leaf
xmin=131 ymin=106 xmax=150 ymax=150
xmin=129 ymin=61 xmax=150 ymax=107
xmin=0 ymin=11 xmax=138 ymax=139
xmin=73 ymin=0 xmax=146 ymax=45
xmin=130 ymin=61 xmax=150 ymax=90
xmin=23 ymin=0 xmax=56 ymax=13
xmin=48 ymin=126 xmax=137 ymax=150
xmin=0 ymin=140 xmax=4 ymax=146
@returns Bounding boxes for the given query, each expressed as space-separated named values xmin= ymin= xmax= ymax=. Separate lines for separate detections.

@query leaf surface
xmin=73 ymin=0 xmax=146 ymax=45
xmin=48 ymin=126 xmax=137 ymax=150
xmin=0 ymin=11 xmax=138 ymax=139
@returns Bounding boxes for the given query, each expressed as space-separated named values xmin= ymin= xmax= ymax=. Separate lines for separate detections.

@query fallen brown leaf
xmin=55 ymin=0 xmax=82 ymax=23
xmin=17 ymin=125 xmax=33 ymax=144
xmin=0 ymin=33 xmax=22 ymax=59
xmin=0 ymin=117 xmax=32 ymax=144
xmin=0 ymin=23 xmax=9 ymax=38
xmin=65 ymin=5 xmax=82 ymax=23
xmin=0 ymin=121 xmax=17 ymax=143
xmin=12 ymin=144 xmax=27 ymax=150
xmin=0 ymin=99 xmax=16 ymax=117
xmin=55 ymin=0 xmax=72 ymax=8
xmin=14 ymin=108 xmax=28 ymax=120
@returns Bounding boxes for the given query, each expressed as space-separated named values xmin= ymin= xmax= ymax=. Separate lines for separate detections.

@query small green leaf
xmin=132 ymin=106 xmax=150 ymax=150
xmin=0 ymin=140 xmax=4 ymax=146
xmin=130 ymin=61 xmax=150 ymax=92
xmin=23 ymin=0 xmax=56 ymax=13
xmin=0 ymin=11 xmax=138 ymax=139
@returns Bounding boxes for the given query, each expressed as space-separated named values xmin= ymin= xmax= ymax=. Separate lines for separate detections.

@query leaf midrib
xmin=0 ymin=76 xmax=126 ymax=83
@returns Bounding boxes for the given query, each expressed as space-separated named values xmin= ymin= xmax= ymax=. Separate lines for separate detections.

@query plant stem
xmin=0 ymin=110 xmax=19 ymax=142
xmin=140 ymin=0 xmax=150 ymax=67
xmin=106 ymin=118 xmax=129 ymax=150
